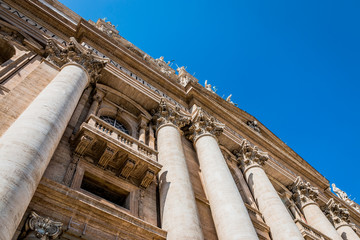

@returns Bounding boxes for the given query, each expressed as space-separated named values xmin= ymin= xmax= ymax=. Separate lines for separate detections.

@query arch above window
xmin=100 ymin=116 xmax=129 ymax=135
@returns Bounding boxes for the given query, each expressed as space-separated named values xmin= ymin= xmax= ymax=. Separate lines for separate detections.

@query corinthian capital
xmin=152 ymin=98 xmax=190 ymax=130
xmin=324 ymin=198 xmax=351 ymax=229
xmin=23 ymin=211 xmax=63 ymax=239
xmin=186 ymin=107 xmax=224 ymax=142
xmin=289 ymin=176 xmax=319 ymax=209
xmin=233 ymin=139 xmax=269 ymax=169
xmin=46 ymin=37 xmax=107 ymax=83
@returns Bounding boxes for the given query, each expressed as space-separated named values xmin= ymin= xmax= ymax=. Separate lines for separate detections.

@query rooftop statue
xmin=177 ymin=66 xmax=198 ymax=87
xmin=332 ymin=183 xmax=360 ymax=213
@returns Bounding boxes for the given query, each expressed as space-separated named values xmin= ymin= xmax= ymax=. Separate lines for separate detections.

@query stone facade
xmin=0 ymin=0 xmax=359 ymax=240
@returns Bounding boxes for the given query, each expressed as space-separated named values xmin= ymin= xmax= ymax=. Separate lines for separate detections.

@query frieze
xmin=0 ymin=0 xmax=67 ymax=46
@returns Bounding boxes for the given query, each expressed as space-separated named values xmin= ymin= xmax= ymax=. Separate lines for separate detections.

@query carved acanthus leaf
xmin=323 ymin=198 xmax=350 ymax=228
xmin=289 ymin=176 xmax=319 ymax=208
xmin=152 ymin=98 xmax=190 ymax=129
xmin=46 ymin=37 xmax=107 ymax=83
xmin=25 ymin=211 xmax=63 ymax=239
xmin=186 ymin=107 xmax=224 ymax=142
xmin=233 ymin=139 xmax=269 ymax=168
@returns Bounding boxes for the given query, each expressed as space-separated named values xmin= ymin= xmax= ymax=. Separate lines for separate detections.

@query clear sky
xmin=59 ymin=0 xmax=360 ymax=200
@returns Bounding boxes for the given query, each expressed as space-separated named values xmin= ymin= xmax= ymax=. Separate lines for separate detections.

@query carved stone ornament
xmin=323 ymin=198 xmax=351 ymax=229
xmin=247 ymin=120 xmax=261 ymax=133
xmin=289 ymin=176 xmax=319 ymax=209
xmin=23 ymin=211 xmax=63 ymax=239
xmin=177 ymin=66 xmax=198 ymax=87
xmin=186 ymin=107 xmax=225 ymax=142
xmin=152 ymin=98 xmax=190 ymax=130
xmin=45 ymin=37 xmax=107 ymax=83
xmin=233 ymin=139 xmax=269 ymax=169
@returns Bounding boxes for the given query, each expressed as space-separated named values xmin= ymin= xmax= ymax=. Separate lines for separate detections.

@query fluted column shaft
xmin=244 ymin=166 xmax=303 ymax=240
xmin=0 ymin=64 xmax=89 ymax=240
xmin=155 ymin=100 xmax=203 ymax=240
xmin=194 ymin=134 xmax=259 ymax=240
xmin=302 ymin=203 xmax=342 ymax=240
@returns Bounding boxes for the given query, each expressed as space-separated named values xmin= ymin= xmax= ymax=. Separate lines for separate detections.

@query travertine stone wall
xmin=0 ymin=61 xmax=58 ymax=136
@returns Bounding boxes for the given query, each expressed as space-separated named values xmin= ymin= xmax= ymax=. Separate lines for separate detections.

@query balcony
xmin=72 ymin=115 xmax=161 ymax=189
xmin=295 ymin=219 xmax=331 ymax=240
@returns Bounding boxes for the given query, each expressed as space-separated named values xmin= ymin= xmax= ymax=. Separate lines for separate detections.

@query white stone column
xmin=0 ymin=37 xmax=106 ymax=240
xmin=138 ymin=116 xmax=148 ymax=143
xmin=154 ymin=99 xmax=204 ymax=240
xmin=235 ymin=140 xmax=304 ymax=240
xmin=188 ymin=108 xmax=259 ymax=240
xmin=290 ymin=177 xmax=342 ymax=240
xmin=86 ymin=89 xmax=105 ymax=119
xmin=324 ymin=198 xmax=360 ymax=240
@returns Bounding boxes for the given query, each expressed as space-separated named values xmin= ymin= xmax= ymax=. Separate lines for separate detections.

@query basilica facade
xmin=0 ymin=0 xmax=359 ymax=240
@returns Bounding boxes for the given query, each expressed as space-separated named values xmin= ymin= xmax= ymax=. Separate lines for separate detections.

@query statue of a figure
xmin=154 ymin=56 xmax=175 ymax=77
xmin=205 ymin=80 xmax=214 ymax=92
xmin=332 ymin=183 xmax=349 ymax=200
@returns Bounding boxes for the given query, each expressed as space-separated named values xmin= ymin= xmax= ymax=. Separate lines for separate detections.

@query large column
xmin=290 ymin=177 xmax=343 ymax=240
xmin=188 ymin=108 xmax=259 ymax=240
xmin=324 ymin=198 xmax=360 ymax=240
xmin=235 ymin=140 xmax=304 ymax=240
xmin=154 ymin=99 xmax=204 ymax=240
xmin=0 ymin=37 xmax=106 ymax=240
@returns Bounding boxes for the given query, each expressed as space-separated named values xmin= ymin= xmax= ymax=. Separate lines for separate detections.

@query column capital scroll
xmin=186 ymin=107 xmax=224 ymax=143
xmin=324 ymin=198 xmax=351 ymax=229
xmin=23 ymin=211 xmax=63 ymax=239
xmin=233 ymin=139 xmax=269 ymax=171
xmin=152 ymin=98 xmax=190 ymax=131
xmin=289 ymin=176 xmax=319 ymax=209
xmin=46 ymin=37 xmax=108 ymax=83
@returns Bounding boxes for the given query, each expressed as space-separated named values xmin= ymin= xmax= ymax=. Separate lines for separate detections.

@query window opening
xmin=100 ymin=116 xmax=129 ymax=135
xmin=80 ymin=172 xmax=130 ymax=210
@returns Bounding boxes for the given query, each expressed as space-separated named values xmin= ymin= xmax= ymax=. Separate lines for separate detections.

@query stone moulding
xmin=46 ymin=37 xmax=107 ymax=83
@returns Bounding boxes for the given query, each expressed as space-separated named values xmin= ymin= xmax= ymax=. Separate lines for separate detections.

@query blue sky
xmin=59 ymin=0 xmax=360 ymax=200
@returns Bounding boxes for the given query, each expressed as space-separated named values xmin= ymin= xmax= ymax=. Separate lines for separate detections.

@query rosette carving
xmin=289 ymin=176 xmax=319 ymax=209
xmin=186 ymin=107 xmax=224 ymax=142
xmin=22 ymin=211 xmax=63 ymax=239
xmin=152 ymin=98 xmax=190 ymax=129
xmin=46 ymin=37 xmax=107 ymax=83
xmin=233 ymin=139 xmax=269 ymax=169
xmin=324 ymin=198 xmax=351 ymax=229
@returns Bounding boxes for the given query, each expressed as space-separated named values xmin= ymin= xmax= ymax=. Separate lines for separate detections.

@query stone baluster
xmin=0 ymin=37 xmax=107 ymax=240
xmin=235 ymin=140 xmax=303 ymax=240
xmin=187 ymin=108 xmax=259 ymax=240
xmin=153 ymin=99 xmax=204 ymax=240
xmin=86 ymin=88 xmax=105 ymax=119
xmin=290 ymin=177 xmax=343 ymax=240
xmin=324 ymin=198 xmax=360 ymax=240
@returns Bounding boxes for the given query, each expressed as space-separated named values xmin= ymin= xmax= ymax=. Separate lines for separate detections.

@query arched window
xmin=100 ymin=116 xmax=129 ymax=135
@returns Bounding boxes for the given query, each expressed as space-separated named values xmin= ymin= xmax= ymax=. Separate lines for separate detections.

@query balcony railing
xmin=295 ymin=219 xmax=331 ymax=240
xmin=72 ymin=115 xmax=161 ymax=188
